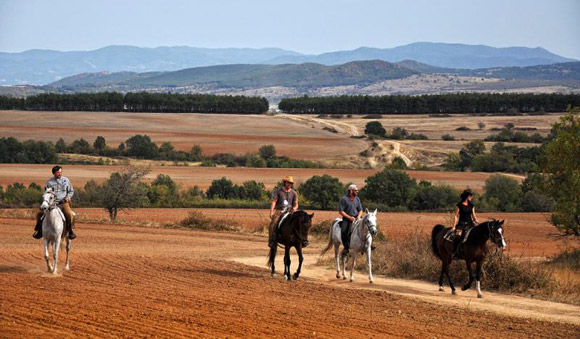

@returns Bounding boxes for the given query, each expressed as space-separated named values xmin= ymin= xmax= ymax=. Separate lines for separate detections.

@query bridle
xmin=41 ymin=190 xmax=58 ymax=212
xmin=486 ymin=221 xmax=505 ymax=248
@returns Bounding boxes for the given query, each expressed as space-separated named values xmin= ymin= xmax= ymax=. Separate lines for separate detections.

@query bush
xmin=441 ymin=134 xmax=455 ymax=141
xmin=177 ymin=211 xmax=239 ymax=232
xmin=409 ymin=184 xmax=458 ymax=211
xmin=481 ymin=174 xmax=522 ymax=212
xmin=300 ymin=175 xmax=344 ymax=210
xmin=406 ymin=133 xmax=428 ymax=140
xmin=455 ymin=126 xmax=471 ymax=131
xmin=361 ymin=169 xmax=416 ymax=208
xmin=522 ymin=191 xmax=554 ymax=212
xmin=365 ymin=121 xmax=387 ymax=137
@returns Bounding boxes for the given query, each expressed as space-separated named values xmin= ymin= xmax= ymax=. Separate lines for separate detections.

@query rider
xmin=339 ymin=184 xmax=363 ymax=256
xmin=451 ymin=189 xmax=479 ymax=259
xmin=268 ymin=175 xmax=300 ymax=248
xmin=32 ymin=165 xmax=77 ymax=240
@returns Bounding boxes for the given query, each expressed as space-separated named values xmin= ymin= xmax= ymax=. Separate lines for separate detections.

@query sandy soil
xmin=1 ymin=217 xmax=578 ymax=337
xmin=0 ymin=164 xmax=522 ymax=192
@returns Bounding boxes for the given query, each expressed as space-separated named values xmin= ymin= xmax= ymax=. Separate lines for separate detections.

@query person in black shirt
xmin=451 ymin=190 xmax=480 ymax=259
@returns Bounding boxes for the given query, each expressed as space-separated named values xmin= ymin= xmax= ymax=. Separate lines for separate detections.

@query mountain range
xmin=1 ymin=42 xmax=576 ymax=85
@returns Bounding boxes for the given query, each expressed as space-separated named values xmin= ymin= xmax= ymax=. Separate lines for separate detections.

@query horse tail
xmin=267 ymin=245 xmax=277 ymax=269
xmin=431 ymin=224 xmax=446 ymax=259
xmin=319 ymin=222 xmax=335 ymax=257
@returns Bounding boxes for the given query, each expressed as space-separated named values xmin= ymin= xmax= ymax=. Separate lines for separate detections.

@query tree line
xmin=278 ymin=93 xmax=580 ymax=114
xmin=0 ymin=92 xmax=269 ymax=114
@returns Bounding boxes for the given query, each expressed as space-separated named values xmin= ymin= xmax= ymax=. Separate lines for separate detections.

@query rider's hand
xmin=351 ymin=216 xmax=356 ymax=222
xmin=64 ymin=197 xmax=70 ymax=202
xmin=270 ymin=212 xmax=275 ymax=219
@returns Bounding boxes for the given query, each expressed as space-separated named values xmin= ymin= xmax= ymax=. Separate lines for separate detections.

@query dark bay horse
xmin=267 ymin=210 xmax=314 ymax=281
xmin=431 ymin=219 xmax=506 ymax=298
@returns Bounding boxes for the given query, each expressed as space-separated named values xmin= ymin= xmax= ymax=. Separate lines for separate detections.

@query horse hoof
xmin=349 ymin=278 xmax=354 ymax=282
xmin=462 ymin=285 xmax=469 ymax=291
xmin=336 ymin=274 xmax=341 ymax=279
xmin=439 ymin=286 xmax=444 ymax=292
xmin=284 ymin=275 xmax=290 ymax=281
xmin=342 ymin=276 xmax=347 ymax=280
xmin=477 ymin=294 xmax=483 ymax=298
xmin=292 ymin=274 xmax=299 ymax=280
xmin=64 ymin=265 xmax=70 ymax=271
xmin=452 ymin=290 xmax=456 ymax=295
xmin=369 ymin=280 xmax=374 ymax=284
xmin=271 ymin=273 xmax=276 ymax=278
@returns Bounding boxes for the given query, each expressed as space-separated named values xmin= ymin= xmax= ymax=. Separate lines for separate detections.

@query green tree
xmin=364 ymin=121 xmax=387 ymax=137
xmin=409 ymin=184 xmax=458 ymax=211
xmin=300 ymin=175 xmax=344 ymax=210
xmin=101 ymin=166 xmax=150 ymax=220
xmin=190 ymin=145 xmax=203 ymax=161
xmin=55 ymin=138 xmax=67 ymax=153
xmin=126 ymin=135 xmax=159 ymax=159
xmin=481 ymin=174 xmax=522 ymax=212
xmin=206 ymin=177 xmax=237 ymax=199
xmin=239 ymin=180 xmax=266 ymax=200
xmin=361 ymin=169 xmax=417 ymax=207
xmin=459 ymin=140 xmax=486 ymax=169
xmin=93 ymin=136 xmax=106 ymax=152
xmin=543 ymin=107 xmax=580 ymax=236
xmin=259 ymin=145 xmax=276 ymax=160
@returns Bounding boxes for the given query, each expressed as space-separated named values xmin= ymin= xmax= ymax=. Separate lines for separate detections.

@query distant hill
xmin=1 ymin=42 xmax=576 ymax=85
xmin=0 ymin=46 xmax=301 ymax=85
xmin=50 ymin=60 xmax=419 ymax=88
xmin=265 ymin=42 xmax=575 ymax=69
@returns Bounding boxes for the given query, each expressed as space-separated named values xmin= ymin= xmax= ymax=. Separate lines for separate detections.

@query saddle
xmin=277 ymin=212 xmax=291 ymax=229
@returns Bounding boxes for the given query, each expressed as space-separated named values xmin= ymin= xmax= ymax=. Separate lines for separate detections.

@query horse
xmin=267 ymin=210 xmax=314 ymax=281
xmin=320 ymin=209 xmax=378 ymax=283
xmin=431 ymin=219 xmax=506 ymax=298
xmin=39 ymin=188 xmax=72 ymax=274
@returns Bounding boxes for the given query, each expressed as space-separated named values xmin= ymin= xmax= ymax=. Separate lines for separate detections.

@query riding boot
xmin=66 ymin=221 xmax=77 ymax=240
xmin=341 ymin=233 xmax=350 ymax=256
xmin=452 ymin=237 xmax=463 ymax=259
xmin=32 ymin=219 xmax=43 ymax=239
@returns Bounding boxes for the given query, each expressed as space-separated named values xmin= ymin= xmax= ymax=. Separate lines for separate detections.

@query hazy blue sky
xmin=1 ymin=0 xmax=579 ymax=58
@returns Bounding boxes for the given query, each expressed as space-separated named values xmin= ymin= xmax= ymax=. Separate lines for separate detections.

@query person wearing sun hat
xmin=268 ymin=175 xmax=299 ymax=248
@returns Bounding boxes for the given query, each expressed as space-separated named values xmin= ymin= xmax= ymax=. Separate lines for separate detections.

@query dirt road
xmin=1 ymin=218 xmax=578 ymax=337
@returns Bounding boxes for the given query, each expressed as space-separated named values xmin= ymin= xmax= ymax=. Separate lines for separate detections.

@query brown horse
xmin=267 ymin=210 xmax=314 ymax=281
xmin=431 ymin=219 xmax=506 ymax=298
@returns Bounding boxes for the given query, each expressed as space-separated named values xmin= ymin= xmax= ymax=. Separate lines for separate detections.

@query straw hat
xmin=283 ymin=176 xmax=294 ymax=183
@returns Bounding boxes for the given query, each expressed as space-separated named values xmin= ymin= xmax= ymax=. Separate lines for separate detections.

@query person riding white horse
xmin=33 ymin=165 xmax=76 ymax=240
xmin=338 ymin=184 xmax=363 ymax=255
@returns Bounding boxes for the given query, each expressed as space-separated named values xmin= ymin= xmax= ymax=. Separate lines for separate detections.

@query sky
xmin=1 ymin=0 xmax=579 ymax=59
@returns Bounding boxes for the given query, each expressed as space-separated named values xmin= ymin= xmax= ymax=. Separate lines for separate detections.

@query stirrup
xmin=301 ymin=240 xmax=309 ymax=248
xmin=32 ymin=231 xmax=42 ymax=239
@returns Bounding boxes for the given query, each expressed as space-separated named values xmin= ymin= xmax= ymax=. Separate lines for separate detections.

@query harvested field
xmin=0 ymin=110 xmax=367 ymax=161
xmin=1 ymin=215 xmax=579 ymax=337
xmin=0 ymin=164 xmax=523 ymax=192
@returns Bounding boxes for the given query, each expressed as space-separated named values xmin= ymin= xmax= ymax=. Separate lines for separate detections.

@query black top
xmin=456 ymin=202 xmax=474 ymax=224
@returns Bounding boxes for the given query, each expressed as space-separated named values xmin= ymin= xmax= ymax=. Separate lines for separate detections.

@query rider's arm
xmin=65 ymin=178 xmax=74 ymax=202
xmin=339 ymin=210 xmax=355 ymax=221
xmin=451 ymin=206 xmax=459 ymax=231
xmin=472 ymin=207 xmax=479 ymax=224
xmin=270 ymin=198 xmax=277 ymax=219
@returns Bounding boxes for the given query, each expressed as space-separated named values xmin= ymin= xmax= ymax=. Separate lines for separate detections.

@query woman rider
xmin=451 ymin=190 xmax=480 ymax=259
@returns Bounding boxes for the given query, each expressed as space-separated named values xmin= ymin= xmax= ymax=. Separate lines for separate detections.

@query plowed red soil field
xmin=1 ymin=216 xmax=579 ymax=337
xmin=0 ymin=164 xmax=523 ymax=192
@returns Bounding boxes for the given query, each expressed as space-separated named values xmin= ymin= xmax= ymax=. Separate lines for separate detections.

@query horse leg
xmin=366 ymin=245 xmax=374 ymax=284
xmin=284 ymin=246 xmax=291 ymax=281
xmin=475 ymin=260 xmax=483 ymax=298
xmin=334 ymin=244 xmax=341 ymax=279
xmin=443 ymin=260 xmax=456 ymax=294
xmin=44 ymin=239 xmax=52 ymax=272
xmin=462 ymin=260 xmax=474 ymax=291
xmin=341 ymin=250 xmax=348 ymax=280
xmin=64 ymin=238 xmax=71 ymax=271
xmin=349 ymin=254 xmax=356 ymax=282
xmin=293 ymin=246 xmax=303 ymax=280
xmin=52 ymin=238 xmax=60 ymax=274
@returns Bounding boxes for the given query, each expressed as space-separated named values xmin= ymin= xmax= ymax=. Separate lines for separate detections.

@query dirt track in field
xmin=1 ymin=216 xmax=578 ymax=337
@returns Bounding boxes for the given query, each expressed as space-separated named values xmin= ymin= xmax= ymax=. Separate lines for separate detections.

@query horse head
xmin=297 ymin=212 xmax=314 ymax=241
xmin=364 ymin=208 xmax=378 ymax=236
xmin=40 ymin=187 xmax=56 ymax=211
xmin=487 ymin=219 xmax=507 ymax=250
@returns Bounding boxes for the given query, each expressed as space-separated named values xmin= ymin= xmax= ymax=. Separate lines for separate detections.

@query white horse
xmin=40 ymin=188 xmax=71 ymax=274
xmin=320 ymin=209 xmax=378 ymax=283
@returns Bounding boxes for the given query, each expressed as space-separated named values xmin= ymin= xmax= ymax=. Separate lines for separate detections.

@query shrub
xmin=409 ymin=184 xmax=458 ymax=211
xmin=360 ymin=169 xmax=417 ymax=208
xmin=300 ymin=175 xmax=344 ymax=210
xmin=481 ymin=174 xmax=522 ymax=212
xmin=177 ymin=211 xmax=239 ymax=232
xmin=455 ymin=126 xmax=471 ymax=131
xmin=365 ymin=121 xmax=387 ymax=137
xmin=406 ymin=133 xmax=428 ymax=140
xmin=441 ymin=134 xmax=455 ymax=141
